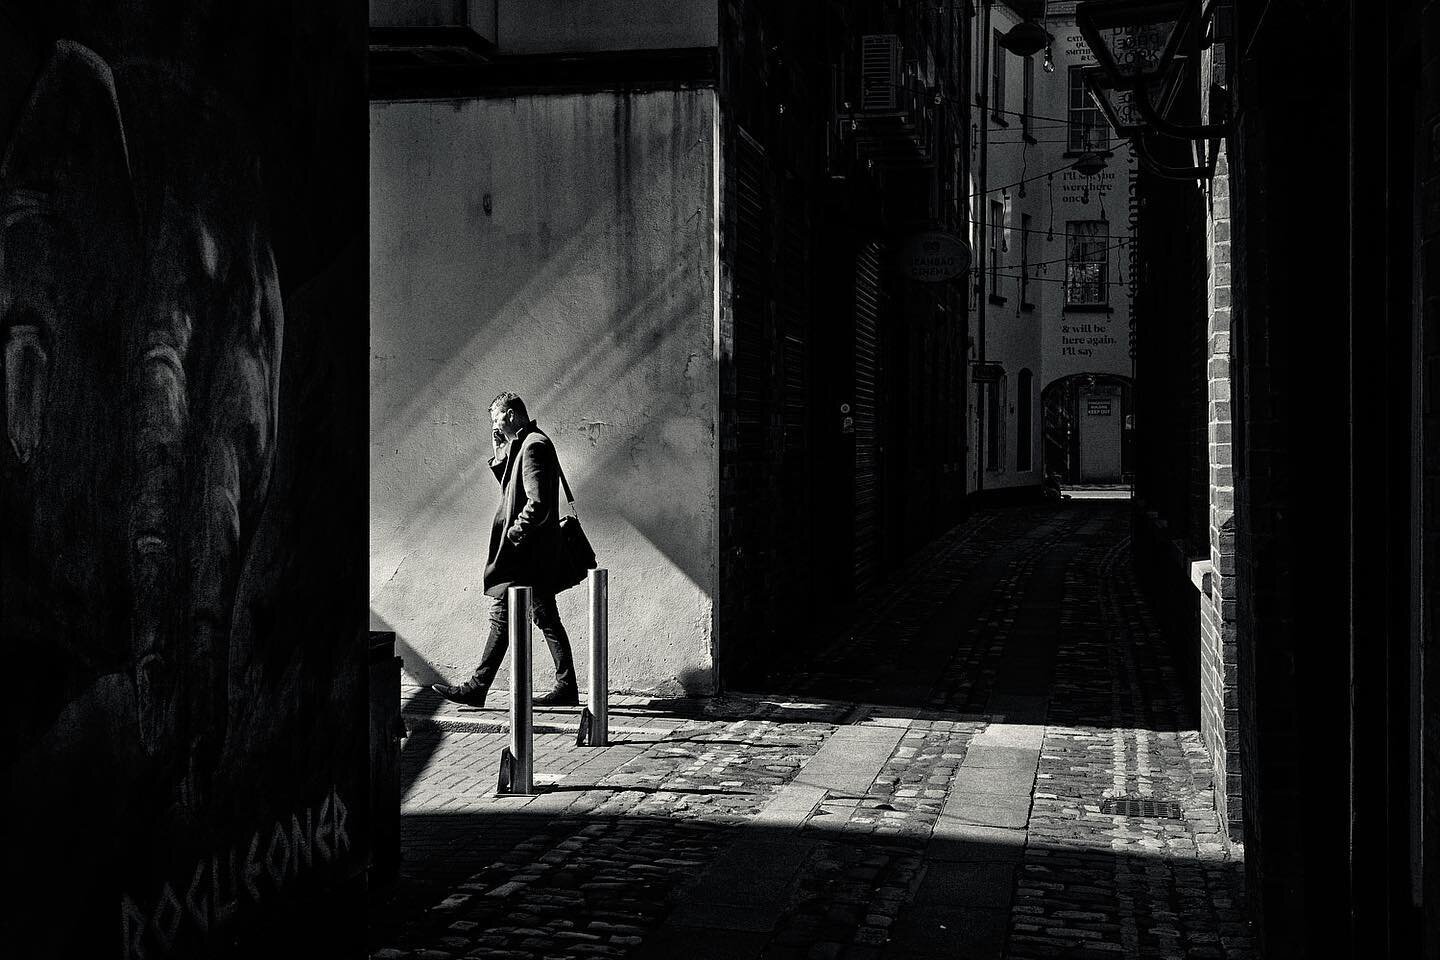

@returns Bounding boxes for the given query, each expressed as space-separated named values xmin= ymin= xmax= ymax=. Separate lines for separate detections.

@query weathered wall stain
xmin=370 ymin=91 xmax=719 ymax=694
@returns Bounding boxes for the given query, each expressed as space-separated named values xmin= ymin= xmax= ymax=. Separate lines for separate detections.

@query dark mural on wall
xmin=0 ymin=3 xmax=366 ymax=957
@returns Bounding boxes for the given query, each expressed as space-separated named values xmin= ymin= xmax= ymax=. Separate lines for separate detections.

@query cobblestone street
xmin=368 ymin=500 xmax=1253 ymax=959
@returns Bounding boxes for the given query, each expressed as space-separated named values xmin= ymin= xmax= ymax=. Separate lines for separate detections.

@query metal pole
xmin=506 ymin=585 xmax=534 ymax=794
xmin=587 ymin=569 xmax=609 ymax=746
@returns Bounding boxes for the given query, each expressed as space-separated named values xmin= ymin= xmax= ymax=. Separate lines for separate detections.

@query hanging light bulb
xmin=1042 ymin=42 xmax=1055 ymax=74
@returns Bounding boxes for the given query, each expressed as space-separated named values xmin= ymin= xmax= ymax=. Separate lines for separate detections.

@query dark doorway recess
xmin=1041 ymin=373 xmax=1134 ymax=484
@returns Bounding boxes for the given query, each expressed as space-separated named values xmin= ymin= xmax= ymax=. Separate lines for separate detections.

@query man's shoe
xmin=533 ymin=684 xmax=579 ymax=707
xmin=432 ymin=679 xmax=489 ymax=707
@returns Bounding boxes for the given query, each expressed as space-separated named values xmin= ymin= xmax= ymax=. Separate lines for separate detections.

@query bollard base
xmin=575 ymin=706 xmax=608 ymax=747
xmin=496 ymin=747 xmax=538 ymax=796
xmin=497 ymin=746 xmax=515 ymax=793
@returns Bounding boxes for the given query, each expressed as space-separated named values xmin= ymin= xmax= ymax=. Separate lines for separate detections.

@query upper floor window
xmin=1068 ymin=65 xmax=1110 ymax=152
xmin=1022 ymin=55 xmax=1035 ymax=137
xmin=990 ymin=199 xmax=1005 ymax=291
xmin=992 ymin=31 xmax=1007 ymax=119
xmin=1065 ymin=221 xmax=1108 ymax=306
xmin=1020 ymin=213 xmax=1033 ymax=304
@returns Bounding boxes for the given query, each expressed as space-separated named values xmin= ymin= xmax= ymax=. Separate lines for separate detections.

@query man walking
xmin=433 ymin=392 xmax=579 ymax=707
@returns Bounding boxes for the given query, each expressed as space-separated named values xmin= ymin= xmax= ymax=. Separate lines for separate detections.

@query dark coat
xmin=483 ymin=422 xmax=564 ymax=598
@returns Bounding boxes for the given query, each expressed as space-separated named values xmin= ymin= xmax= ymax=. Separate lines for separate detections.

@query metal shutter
xmin=776 ymin=189 xmax=810 ymax=606
xmin=861 ymin=34 xmax=901 ymax=112
xmin=854 ymin=241 xmax=884 ymax=594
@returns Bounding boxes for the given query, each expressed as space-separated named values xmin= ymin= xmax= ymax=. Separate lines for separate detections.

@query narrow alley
xmin=369 ymin=499 xmax=1250 ymax=960
xmin=7 ymin=2 xmax=1437 ymax=957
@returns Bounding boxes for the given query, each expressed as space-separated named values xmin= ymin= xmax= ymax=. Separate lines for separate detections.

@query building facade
xmin=368 ymin=1 xmax=972 ymax=694
xmin=970 ymin=1 xmax=1135 ymax=496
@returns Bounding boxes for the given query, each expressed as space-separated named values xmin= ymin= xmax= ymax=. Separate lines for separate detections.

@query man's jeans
xmin=471 ymin=588 xmax=576 ymax=692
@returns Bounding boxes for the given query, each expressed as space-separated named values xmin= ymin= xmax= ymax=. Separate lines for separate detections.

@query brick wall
xmin=1198 ymin=137 xmax=1241 ymax=842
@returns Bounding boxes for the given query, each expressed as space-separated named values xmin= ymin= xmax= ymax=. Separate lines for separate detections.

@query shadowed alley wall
xmin=0 ymin=2 xmax=368 ymax=957
xmin=370 ymin=91 xmax=719 ymax=695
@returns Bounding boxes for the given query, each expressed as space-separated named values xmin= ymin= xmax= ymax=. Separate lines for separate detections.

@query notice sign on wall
xmin=1087 ymin=398 xmax=1113 ymax=416
xmin=899 ymin=230 xmax=971 ymax=282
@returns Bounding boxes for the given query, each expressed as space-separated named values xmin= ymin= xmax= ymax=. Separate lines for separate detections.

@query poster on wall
xmin=0 ymin=3 xmax=367 ymax=956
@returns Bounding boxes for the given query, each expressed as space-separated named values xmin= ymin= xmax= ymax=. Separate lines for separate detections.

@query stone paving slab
xmin=960 ymin=744 xmax=1042 ymax=768
xmin=784 ymin=723 xmax=907 ymax=797
xmin=652 ymin=716 xmax=908 ymax=941
xmin=945 ymin=794 xmax=1032 ymax=829
xmin=950 ymin=764 xmax=1039 ymax=797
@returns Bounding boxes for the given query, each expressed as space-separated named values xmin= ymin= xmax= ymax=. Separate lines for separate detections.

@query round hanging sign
xmin=899 ymin=231 xmax=971 ymax=282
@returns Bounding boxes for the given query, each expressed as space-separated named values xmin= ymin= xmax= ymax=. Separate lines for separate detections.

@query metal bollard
xmin=497 ymin=586 xmax=536 ymax=795
xmin=576 ymin=569 xmax=609 ymax=747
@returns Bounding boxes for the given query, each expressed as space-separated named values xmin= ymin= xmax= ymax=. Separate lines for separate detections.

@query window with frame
xmin=1065 ymin=221 xmax=1108 ymax=306
xmin=989 ymin=200 xmax=1004 ymax=292
xmin=1022 ymin=55 xmax=1034 ymax=137
xmin=1068 ymin=65 xmax=1110 ymax=152
xmin=992 ymin=31 xmax=1007 ymax=119
xmin=985 ymin=376 xmax=1006 ymax=472
xmin=1020 ymin=213 xmax=1032 ymax=304
xmin=1017 ymin=369 xmax=1033 ymax=471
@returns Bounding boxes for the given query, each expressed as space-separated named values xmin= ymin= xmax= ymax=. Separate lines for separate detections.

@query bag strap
xmin=533 ymin=429 xmax=577 ymax=510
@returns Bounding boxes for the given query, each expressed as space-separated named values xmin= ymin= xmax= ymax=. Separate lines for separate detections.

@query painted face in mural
xmin=0 ymin=42 xmax=283 ymax=798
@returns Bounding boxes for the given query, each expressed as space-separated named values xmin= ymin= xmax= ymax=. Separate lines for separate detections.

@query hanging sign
xmin=898 ymin=230 xmax=971 ymax=282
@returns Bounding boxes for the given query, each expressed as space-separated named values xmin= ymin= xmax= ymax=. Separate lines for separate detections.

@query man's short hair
xmin=490 ymin=391 xmax=528 ymax=421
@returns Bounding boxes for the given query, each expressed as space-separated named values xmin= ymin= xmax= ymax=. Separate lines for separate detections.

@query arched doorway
xmin=1041 ymin=374 xmax=1134 ymax=484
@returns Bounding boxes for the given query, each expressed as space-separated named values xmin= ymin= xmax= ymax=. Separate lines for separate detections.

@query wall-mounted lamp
xmin=1082 ymin=62 xmax=1184 ymax=139
xmin=1076 ymin=0 xmax=1234 ymax=145
xmin=1072 ymin=152 xmax=1108 ymax=177
xmin=1075 ymin=0 xmax=1193 ymax=84
xmin=1134 ymin=129 xmax=1220 ymax=181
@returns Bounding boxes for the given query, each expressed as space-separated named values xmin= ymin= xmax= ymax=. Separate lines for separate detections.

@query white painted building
xmin=969 ymin=1 xmax=1135 ymax=492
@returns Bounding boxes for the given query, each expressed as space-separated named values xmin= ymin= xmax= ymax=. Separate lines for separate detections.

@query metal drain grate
xmin=1101 ymin=798 xmax=1183 ymax=820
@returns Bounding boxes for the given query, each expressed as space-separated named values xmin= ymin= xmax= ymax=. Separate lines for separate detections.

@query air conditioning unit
xmin=861 ymin=34 xmax=901 ymax=112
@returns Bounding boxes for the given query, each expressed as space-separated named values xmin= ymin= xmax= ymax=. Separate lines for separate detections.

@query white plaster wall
xmin=370 ymin=90 xmax=719 ymax=695
xmin=971 ymin=3 xmax=1047 ymax=490
xmin=1037 ymin=19 xmax=1136 ymax=394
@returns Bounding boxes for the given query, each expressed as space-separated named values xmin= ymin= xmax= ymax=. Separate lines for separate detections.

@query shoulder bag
xmin=540 ymin=432 xmax=597 ymax=592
